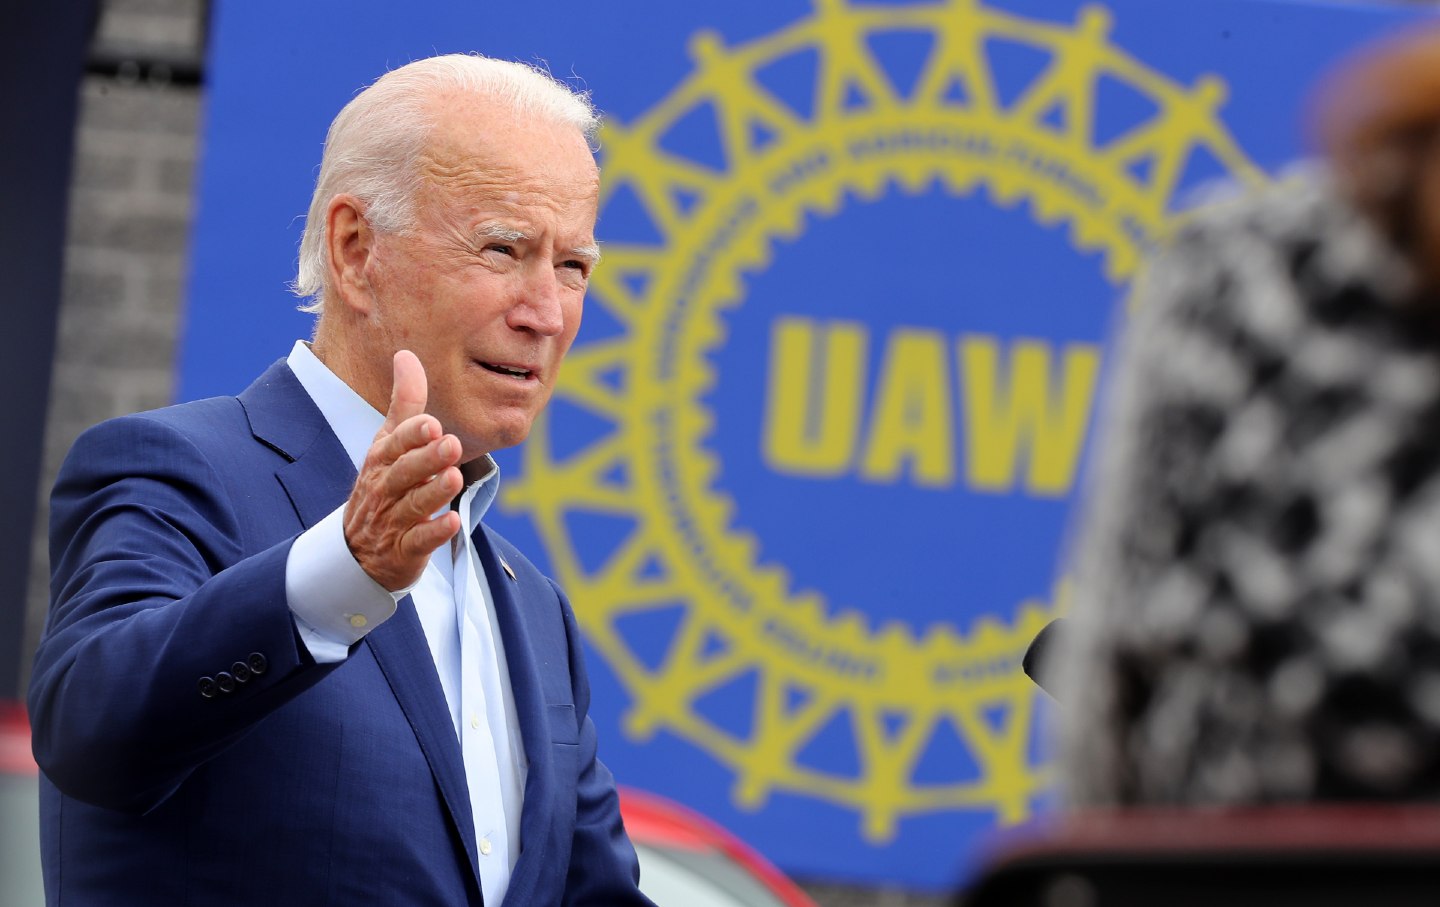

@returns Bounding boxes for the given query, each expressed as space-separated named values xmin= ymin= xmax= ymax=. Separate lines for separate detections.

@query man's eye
xmin=561 ymin=260 xmax=589 ymax=275
xmin=486 ymin=244 xmax=515 ymax=257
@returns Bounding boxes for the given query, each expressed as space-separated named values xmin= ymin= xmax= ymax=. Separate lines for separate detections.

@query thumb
xmin=383 ymin=350 xmax=428 ymax=432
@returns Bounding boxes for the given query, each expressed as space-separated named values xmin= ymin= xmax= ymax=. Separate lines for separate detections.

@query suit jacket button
xmin=231 ymin=661 xmax=252 ymax=683
xmin=247 ymin=652 xmax=268 ymax=676
xmin=198 ymin=676 xmax=217 ymax=699
xmin=215 ymin=672 xmax=236 ymax=694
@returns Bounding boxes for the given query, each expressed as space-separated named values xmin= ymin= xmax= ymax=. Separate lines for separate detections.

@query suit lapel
xmin=237 ymin=360 xmax=483 ymax=891
xmin=367 ymin=608 xmax=482 ymax=885
xmin=473 ymin=527 xmax=553 ymax=902
xmin=238 ymin=360 xmax=355 ymax=529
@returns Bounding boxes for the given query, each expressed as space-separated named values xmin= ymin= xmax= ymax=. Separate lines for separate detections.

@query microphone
xmin=1022 ymin=618 xmax=1068 ymax=700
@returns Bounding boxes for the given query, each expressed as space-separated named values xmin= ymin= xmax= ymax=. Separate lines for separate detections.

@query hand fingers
xmin=382 ymin=350 xmax=428 ymax=433
xmin=401 ymin=510 xmax=461 ymax=561
xmin=380 ymin=433 xmax=462 ymax=499
xmin=396 ymin=462 xmax=463 ymax=526
xmin=371 ymin=412 xmax=442 ymax=467
xmin=343 ymin=447 xmax=461 ymax=590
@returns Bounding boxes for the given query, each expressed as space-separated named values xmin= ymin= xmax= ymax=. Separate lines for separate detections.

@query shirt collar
xmin=286 ymin=340 xmax=500 ymax=519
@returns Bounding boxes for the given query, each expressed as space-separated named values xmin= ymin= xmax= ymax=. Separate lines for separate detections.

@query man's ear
xmin=326 ymin=194 xmax=376 ymax=314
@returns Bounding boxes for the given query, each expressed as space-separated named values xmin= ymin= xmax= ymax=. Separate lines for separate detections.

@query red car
xmin=0 ymin=703 xmax=815 ymax=907
xmin=619 ymin=785 xmax=819 ymax=907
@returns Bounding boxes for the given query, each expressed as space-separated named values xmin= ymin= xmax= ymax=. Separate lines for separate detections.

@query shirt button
xmin=479 ymin=837 xmax=492 ymax=856
xmin=231 ymin=661 xmax=252 ymax=683
xmin=247 ymin=652 xmax=268 ymax=675
xmin=348 ymin=614 xmax=368 ymax=629
xmin=197 ymin=676 xmax=217 ymax=699
xmin=470 ymin=712 xmax=480 ymax=730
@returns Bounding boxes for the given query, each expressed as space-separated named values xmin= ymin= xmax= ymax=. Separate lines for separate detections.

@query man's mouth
xmin=479 ymin=361 xmax=534 ymax=380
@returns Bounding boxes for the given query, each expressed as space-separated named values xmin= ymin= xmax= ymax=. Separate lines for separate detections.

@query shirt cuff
xmin=286 ymin=505 xmax=405 ymax=663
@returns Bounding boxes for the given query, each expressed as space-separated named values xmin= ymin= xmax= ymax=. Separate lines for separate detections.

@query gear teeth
xmin=896 ymin=165 xmax=930 ymax=194
xmin=1013 ymin=598 xmax=1058 ymax=631
xmin=830 ymin=609 xmax=870 ymax=642
xmin=716 ymin=496 xmax=738 ymax=527
xmin=688 ymin=369 xmax=717 ymax=405
xmin=792 ymin=593 xmax=825 ymax=624
xmin=854 ymin=171 xmax=888 ymax=200
xmin=514 ymin=0 xmax=1266 ymax=840
xmin=877 ymin=620 xmax=919 ymax=651
xmin=691 ymin=451 xmax=720 ymax=485
xmin=986 ymin=176 xmax=1025 ymax=207
xmin=756 ymin=566 xmax=790 ymax=601
xmin=693 ymin=317 xmax=726 ymax=349
xmin=969 ymin=617 xmax=1006 ymax=647
xmin=771 ymin=205 xmax=808 ymax=240
xmin=730 ymin=528 xmax=760 ymax=563
xmin=1071 ymin=218 xmax=1103 ymax=249
xmin=938 ymin=167 xmax=981 ymax=196
xmin=1103 ymin=248 xmax=1137 ymax=284
xmin=733 ymin=236 xmax=771 ymax=271
xmin=1030 ymin=194 xmax=1062 ymax=225
xmin=922 ymin=622 xmax=963 ymax=654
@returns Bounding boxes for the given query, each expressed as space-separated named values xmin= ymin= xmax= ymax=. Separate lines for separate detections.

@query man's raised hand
xmin=344 ymin=350 xmax=463 ymax=591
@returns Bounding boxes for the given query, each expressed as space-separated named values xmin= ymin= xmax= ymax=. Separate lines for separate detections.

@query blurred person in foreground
xmin=26 ymin=54 xmax=655 ymax=906
xmin=1059 ymin=25 xmax=1440 ymax=807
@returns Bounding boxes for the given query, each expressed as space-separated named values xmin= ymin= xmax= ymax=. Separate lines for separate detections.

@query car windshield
xmin=635 ymin=842 xmax=794 ymax=907
xmin=1 ymin=770 xmax=41 ymax=906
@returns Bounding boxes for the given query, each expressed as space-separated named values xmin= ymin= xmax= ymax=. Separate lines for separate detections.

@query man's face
xmin=363 ymin=101 xmax=600 ymax=463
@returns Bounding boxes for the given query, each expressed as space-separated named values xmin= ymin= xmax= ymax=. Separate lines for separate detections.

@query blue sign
xmin=185 ymin=0 xmax=1435 ymax=889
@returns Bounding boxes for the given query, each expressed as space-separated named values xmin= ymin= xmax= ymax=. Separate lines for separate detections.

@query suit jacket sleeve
xmin=28 ymin=412 xmax=335 ymax=814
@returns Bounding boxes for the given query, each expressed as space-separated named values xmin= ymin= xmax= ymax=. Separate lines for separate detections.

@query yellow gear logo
xmin=502 ymin=0 xmax=1263 ymax=840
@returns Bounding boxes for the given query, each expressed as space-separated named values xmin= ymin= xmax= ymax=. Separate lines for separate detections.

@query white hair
xmin=292 ymin=53 xmax=600 ymax=312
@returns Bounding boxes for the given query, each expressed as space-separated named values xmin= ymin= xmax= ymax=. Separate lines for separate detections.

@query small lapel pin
xmin=500 ymin=558 xmax=516 ymax=581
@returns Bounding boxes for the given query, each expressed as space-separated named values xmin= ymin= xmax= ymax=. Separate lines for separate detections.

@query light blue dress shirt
xmin=282 ymin=340 xmax=526 ymax=906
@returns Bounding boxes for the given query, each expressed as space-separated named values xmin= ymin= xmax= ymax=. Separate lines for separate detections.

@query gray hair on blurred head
xmin=292 ymin=53 xmax=600 ymax=313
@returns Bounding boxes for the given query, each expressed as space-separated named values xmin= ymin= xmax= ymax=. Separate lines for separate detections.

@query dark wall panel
xmin=0 ymin=4 xmax=97 ymax=701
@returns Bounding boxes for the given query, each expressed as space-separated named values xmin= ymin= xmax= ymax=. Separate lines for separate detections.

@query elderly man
xmin=28 ymin=54 xmax=654 ymax=906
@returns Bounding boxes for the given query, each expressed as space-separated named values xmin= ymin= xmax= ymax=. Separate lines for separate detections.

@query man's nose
xmin=507 ymin=263 xmax=565 ymax=336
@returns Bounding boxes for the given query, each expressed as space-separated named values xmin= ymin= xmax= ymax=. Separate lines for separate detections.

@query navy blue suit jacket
xmin=28 ymin=361 xmax=652 ymax=906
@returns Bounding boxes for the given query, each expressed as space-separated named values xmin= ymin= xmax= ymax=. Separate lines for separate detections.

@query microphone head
xmin=1023 ymin=618 xmax=1068 ymax=700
